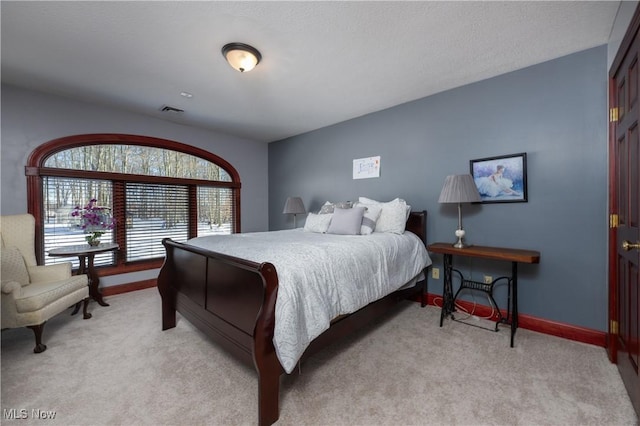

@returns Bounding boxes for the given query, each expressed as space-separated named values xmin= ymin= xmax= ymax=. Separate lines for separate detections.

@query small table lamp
xmin=283 ymin=197 xmax=306 ymax=228
xmin=438 ymin=174 xmax=481 ymax=248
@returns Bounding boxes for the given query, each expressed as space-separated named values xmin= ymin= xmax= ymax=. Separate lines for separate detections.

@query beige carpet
xmin=1 ymin=288 xmax=637 ymax=425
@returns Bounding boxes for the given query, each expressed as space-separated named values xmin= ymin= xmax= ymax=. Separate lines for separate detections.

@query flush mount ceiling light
xmin=221 ymin=42 xmax=262 ymax=73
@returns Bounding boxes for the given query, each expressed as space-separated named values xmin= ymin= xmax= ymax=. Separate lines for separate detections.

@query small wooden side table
xmin=48 ymin=242 xmax=119 ymax=307
xmin=427 ymin=242 xmax=540 ymax=347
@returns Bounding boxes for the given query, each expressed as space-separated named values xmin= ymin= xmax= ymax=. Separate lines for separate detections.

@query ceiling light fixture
xmin=221 ymin=42 xmax=262 ymax=73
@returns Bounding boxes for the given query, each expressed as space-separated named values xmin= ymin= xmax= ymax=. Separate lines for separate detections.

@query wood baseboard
xmin=415 ymin=292 xmax=606 ymax=348
xmin=106 ymin=282 xmax=606 ymax=348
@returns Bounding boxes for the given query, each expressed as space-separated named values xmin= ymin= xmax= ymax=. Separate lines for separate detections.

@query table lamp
xmin=438 ymin=174 xmax=481 ymax=248
xmin=283 ymin=196 xmax=306 ymax=228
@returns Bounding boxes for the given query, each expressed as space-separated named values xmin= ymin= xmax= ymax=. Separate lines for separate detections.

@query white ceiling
xmin=1 ymin=1 xmax=621 ymax=143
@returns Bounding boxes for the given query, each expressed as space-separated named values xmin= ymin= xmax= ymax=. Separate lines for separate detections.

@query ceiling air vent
xmin=159 ymin=105 xmax=184 ymax=114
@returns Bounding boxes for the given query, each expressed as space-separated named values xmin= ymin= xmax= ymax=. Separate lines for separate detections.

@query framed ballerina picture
xmin=470 ymin=153 xmax=528 ymax=203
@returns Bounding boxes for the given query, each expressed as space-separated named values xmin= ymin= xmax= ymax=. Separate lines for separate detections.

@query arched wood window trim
xmin=26 ymin=133 xmax=241 ymax=275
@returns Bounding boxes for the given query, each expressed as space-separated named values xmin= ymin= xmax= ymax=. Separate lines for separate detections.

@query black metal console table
xmin=427 ymin=242 xmax=540 ymax=347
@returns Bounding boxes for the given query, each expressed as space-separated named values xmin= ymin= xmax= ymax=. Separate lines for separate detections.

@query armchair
xmin=1 ymin=214 xmax=91 ymax=353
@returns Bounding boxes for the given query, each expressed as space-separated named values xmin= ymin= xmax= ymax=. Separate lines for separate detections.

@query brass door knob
xmin=622 ymin=240 xmax=640 ymax=251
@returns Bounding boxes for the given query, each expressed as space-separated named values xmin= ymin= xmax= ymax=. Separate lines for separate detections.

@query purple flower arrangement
xmin=70 ymin=199 xmax=115 ymax=245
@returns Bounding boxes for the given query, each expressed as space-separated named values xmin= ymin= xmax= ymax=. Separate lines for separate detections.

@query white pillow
xmin=353 ymin=202 xmax=382 ymax=235
xmin=358 ymin=197 xmax=410 ymax=234
xmin=303 ymin=212 xmax=333 ymax=233
xmin=326 ymin=206 xmax=365 ymax=235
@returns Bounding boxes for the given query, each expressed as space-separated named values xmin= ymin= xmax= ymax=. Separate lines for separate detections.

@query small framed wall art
xmin=470 ymin=152 xmax=527 ymax=203
xmin=353 ymin=156 xmax=380 ymax=179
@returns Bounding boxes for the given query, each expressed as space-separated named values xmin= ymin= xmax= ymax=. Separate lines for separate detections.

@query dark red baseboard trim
xmin=101 ymin=279 xmax=157 ymax=297
xmin=106 ymin=282 xmax=607 ymax=348
xmin=416 ymin=292 xmax=607 ymax=348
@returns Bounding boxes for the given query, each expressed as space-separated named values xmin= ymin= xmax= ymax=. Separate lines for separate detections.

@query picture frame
xmin=470 ymin=152 xmax=528 ymax=203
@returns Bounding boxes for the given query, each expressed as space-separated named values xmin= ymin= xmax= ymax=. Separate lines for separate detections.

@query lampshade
xmin=283 ymin=197 xmax=305 ymax=229
xmin=283 ymin=197 xmax=306 ymax=214
xmin=222 ymin=43 xmax=262 ymax=73
xmin=438 ymin=175 xmax=481 ymax=204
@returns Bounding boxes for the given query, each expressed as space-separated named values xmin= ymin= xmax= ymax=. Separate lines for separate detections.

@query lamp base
xmin=453 ymin=240 xmax=472 ymax=249
xmin=452 ymin=228 xmax=471 ymax=249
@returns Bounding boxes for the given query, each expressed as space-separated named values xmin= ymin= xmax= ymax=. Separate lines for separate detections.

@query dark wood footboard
xmin=157 ymin=210 xmax=427 ymax=425
xmin=157 ymin=240 xmax=282 ymax=425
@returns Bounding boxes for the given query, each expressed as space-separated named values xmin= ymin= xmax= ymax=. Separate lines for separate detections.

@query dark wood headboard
xmin=406 ymin=210 xmax=427 ymax=245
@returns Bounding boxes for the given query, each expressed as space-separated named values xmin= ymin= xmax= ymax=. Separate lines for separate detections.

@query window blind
xmin=43 ymin=176 xmax=115 ymax=267
xmin=124 ymin=182 xmax=189 ymax=261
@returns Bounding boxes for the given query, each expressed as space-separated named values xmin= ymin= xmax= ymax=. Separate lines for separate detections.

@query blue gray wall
xmin=1 ymin=84 xmax=270 ymax=286
xmin=269 ymin=46 xmax=608 ymax=331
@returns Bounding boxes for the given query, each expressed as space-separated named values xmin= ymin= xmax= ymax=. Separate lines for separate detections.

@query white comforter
xmin=187 ymin=229 xmax=432 ymax=373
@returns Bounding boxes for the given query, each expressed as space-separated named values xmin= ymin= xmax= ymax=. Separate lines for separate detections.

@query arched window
xmin=27 ymin=134 xmax=241 ymax=275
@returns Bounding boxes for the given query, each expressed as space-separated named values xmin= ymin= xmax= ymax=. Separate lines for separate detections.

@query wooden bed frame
xmin=157 ymin=210 xmax=428 ymax=425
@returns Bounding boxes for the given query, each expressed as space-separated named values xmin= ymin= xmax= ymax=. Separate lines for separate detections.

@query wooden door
xmin=610 ymin=6 xmax=640 ymax=417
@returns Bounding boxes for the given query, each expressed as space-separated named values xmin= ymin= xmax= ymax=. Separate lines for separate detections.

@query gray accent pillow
xmin=319 ymin=202 xmax=334 ymax=214
xmin=319 ymin=201 xmax=353 ymax=214
xmin=326 ymin=206 xmax=365 ymax=235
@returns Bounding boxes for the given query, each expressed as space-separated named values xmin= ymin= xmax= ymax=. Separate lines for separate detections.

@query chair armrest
xmin=28 ymin=263 xmax=72 ymax=283
xmin=1 ymin=280 xmax=22 ymax=295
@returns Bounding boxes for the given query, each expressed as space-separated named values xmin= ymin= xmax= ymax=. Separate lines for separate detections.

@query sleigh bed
xmin=158 ymin=210 xmax=430 ymax=425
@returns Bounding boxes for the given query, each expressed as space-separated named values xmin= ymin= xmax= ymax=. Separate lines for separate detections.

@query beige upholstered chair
xmin=1 ymin=214 xmax=91 ymax=353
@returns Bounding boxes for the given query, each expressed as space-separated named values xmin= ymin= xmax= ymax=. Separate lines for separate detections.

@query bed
xmin=157 ymin=208 xmax=430 ymax=425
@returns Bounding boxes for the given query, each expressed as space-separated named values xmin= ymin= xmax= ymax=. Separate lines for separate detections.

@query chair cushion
xmin=1 ymin=246 xmax=30 ymax=286
xmin=15 ymin=275 xmax=87 ymax=313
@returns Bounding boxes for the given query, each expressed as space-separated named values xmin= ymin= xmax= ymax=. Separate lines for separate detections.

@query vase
xmin=85 ymin=232 xmax=104 ymax=247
